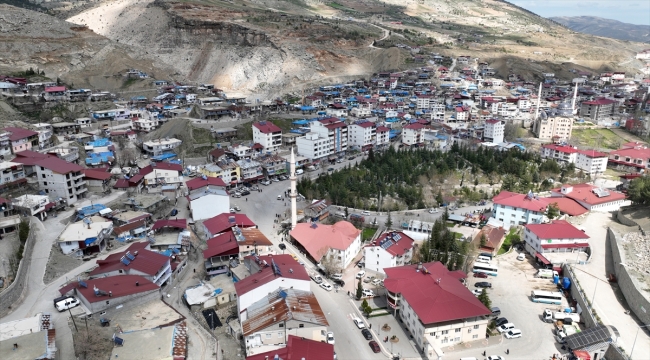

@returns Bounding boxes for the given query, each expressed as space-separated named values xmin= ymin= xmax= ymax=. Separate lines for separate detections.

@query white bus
xmin=472 ymin=263 xmax=498 ymax=276
xmin=531 ymin=290 xmax=563 ymax=305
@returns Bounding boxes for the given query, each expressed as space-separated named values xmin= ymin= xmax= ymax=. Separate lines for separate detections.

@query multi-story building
xmin=58 ymin=217 xmax=113 ymax=256
xmin=492 ymin=191 xmax=548 ymax=229
xmin=132 ymin=117 xmax=159 ymax=133
xmin=384 ymin=262 xmax=490 ymax=357
xmin=252 ymin=121 xmax=282 ymax=151
xmin=32 ymin=123 xmax=53 ymax=149
xmin=142 ymin=138 xmax=182 ymax=156
xmin=33 ymin=156 xmax=88 ymax=204
xmin=549 ymin=183 xmax=628 ymax=212
xmin=541 ymin=144 xmax=578 ymax=163
xmin=236 ymin=158 xmax=263 ymax=182
xmin=0 ymin=131 xmax=11 ymax=157
xmin=0 ymin=161 xmax=25 ymax=187
xmin=296 ymin=132 xmax=333 ymax=160
xmin=89 ymin=242 xmax=172 ymax=286
xmin=402 ymin=123 xmax=425 ymax=146
xmin=363 ymin=231 xmax=414 ymax=275
xmin=533 ymin=103 xmax=574 ymax=143
xmin=575 ymin=150 xmax=608 ymax=176
xmin=290 ymin=221 xmax=361 ymax=268
xmin=483 ymin=119 xmax=504 ymax=144
xmin=608 ymin=142 xmax=650 ymax=172
xmin=258 ymin=154 xmax=287 ymax=179
xmin=12 ymin=194 xmax=50 ymax=221
xmin=4 ymin=127 xmax=39 ymax=154
xmin=376 ymin=126 xmax=391 ymax=147
xmin=580 ymin=98 xmax=616 ymax=121
xmin=523 ymin=220 xmax=590 ymax=256
xmin=348 ymin=121 xmax=377 ymax=151
xmin=310 ymin=118 xmax=348 ymax=155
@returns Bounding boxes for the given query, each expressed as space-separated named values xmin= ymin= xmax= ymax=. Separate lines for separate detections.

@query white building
xmin=236 ymin=159 xmax=263 ymax=182
xmin=58 ymin=218 xmax=113 ymax=256
xmin=142 ymin=138 xmax=182 ymax=156
xmin=290 ymin=221 xmax=361 ymax=268
xmin=296 ymin=132 xmax=333 ymax=160
xmin=348 ymin=121 xmax=376 ymax=150
xmin=350 ymin=107 xmax=371 ymax=118
xmin=363 ymin=232 xmax=414 ymax=275
xmin=252 ymin=121 xmax=282 ymax=151
xmin=12 ymin=194 xmax=50 ymax=220
xmin=402 ymin=123 xmax=425 ymax=146
xmin=0 ymin=161 xmax=25 ymax=186
xmin=575 ymin=150 xmax=608 ymax=176
xmin=492 ymin=191 xmax=548 ymax=229
xmin=35 ymin=157 xmax=88 ymax=204
xmin=144 ymin=167 xmax=182 ymax=186
xmin=540 ymin=144 xmax=578 ymax=163
xmin=188 ymin=189 xmax=230 ymax=221
xmin=310 ymin=118 xmax=348 ymax=154
xmin=549 ymin=184 xmax=628 ymax=212
xmin=523 ymin=220 xmax=590 ymax=256
xmin=376 ymin=126 xmax=391 ymax=147
xmin=483 ymin=119 xmax=504 ymax=144
xmin=32 ymin=123 xmax=53 ymax=149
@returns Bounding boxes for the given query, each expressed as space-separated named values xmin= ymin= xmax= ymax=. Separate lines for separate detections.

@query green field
xmin=571 ymin=128 xmax=626 ymax=150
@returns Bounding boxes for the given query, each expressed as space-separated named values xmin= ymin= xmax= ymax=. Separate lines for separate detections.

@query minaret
xmin=571 ymin=83 xmax=578 ymax=115
xmin=534 ymin=82 xmax=542 ymax=120
xmin=290 ymin=147 xmax=297 ymax=229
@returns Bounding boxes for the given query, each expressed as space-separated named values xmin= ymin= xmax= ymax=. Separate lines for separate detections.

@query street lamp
xmin=630 ymin=324 xmax=650 ymax=358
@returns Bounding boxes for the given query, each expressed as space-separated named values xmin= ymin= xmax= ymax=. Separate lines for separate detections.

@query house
xmin=110 ymin=321 xmax=187 ymax=360
xmin=203 ymin=231 xmax=240 ymax=276
xmin=0 ymin=313 xmax=56 ymax=359
xmin=188 ymin=188 xmax=230 ymax=221
xmin=246 ymin=335 xmax=334 ymax=360
xmin=186 ymin=175 xmax=227 ymax=193
xmin=252 ymin=121 xmax=282 ymax=151
xmin=236 ymin=158 xmax=264 ymax=183
xmin=242 ymin=289 xmax=328 ymax=356
xmin=14 ymin=153 xmax=88 ymax=204
xmin=143 ymin=162 xmax=183 ymax=187
xmin=142 ymin=138 xmax=182 ymax=156
xmin=549 ymin=183 xmax=628 ymax=212
xmin=363 ymin=231 xmax=415 ymax=274
xmin=348 ymin=121 xmax=377 ymax=151
xmin=198 ymin=161 xmax=241 ymax=186
xmin=492 ymin=191 xmax=548 ymax=229
xmin=43 ymin=86 xmax=66 ymax=101
xmin=608 ymin=142 xmax=650 ymax=172
xmin=112 ymin=219 xmax=148 ymax=242
xmin=541 ymin=144 xmax=578 ymax=163
xmin=82 ymin=168 xmax=112 ymax=192
xmin=383 ymin=262 xmax=490 ymax=357
xmin=483 ymin=119 xmax=504 ymax=144
xmin=12 ymin=194 xmax=53 ymax=221
xmin=376 ymin=126 xmax=391 ymax=147
xmin=58 ymin=217 xmax=113 ymax=257
xmin=0 ymin=161 xmax=26 ymax=190
xmin=575 ymin=149 xmax=608 ymax=176
xmin=89 ymin=242 xmax=172 ymax=286
xmin=326 ymin=103 xmax=348 ymax=117
xmin=402 ymin=123 xmax=425 ymax=146
xmin=523 ymin=220 xmax=590 ymax=256
xmin=202 ymin=213 xmax=256 ymax=238
xmin=533 ymin=103 xmax=574 ymax=143
xmin=4 ymin=127 xmax=39 ymax=154
xmin=289 ymin=221 xmax=361 ymax=268
xmin=208 ymin=148 xmax=227 ymax=163
xmin=580 ymin=98 xmax=616 ymax=121
xmin=258 ymin=154 xmax=287 ymax=179
xmin=69 ymin=275 xmax=160 ymax=314
xmin=310 ymin=118 xmax=348 ymax=154
xmin=235 ymin=254 xmax=311 ymax=318
xmin=474 ymin=225 xmax=506 ymax=255
xmin=32 ymin=123 xmax=54 ymax=149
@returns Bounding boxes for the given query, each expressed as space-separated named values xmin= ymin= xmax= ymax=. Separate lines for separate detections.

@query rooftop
xmin=58 ymin=219 xmax=112 ymax=242
xmin=542 ymin=197 xmax=589 ymax=216
xmin=203 ymin=213 xmax=256 ymax=235
xmin=525 ymin=220 xmax=591 ymax=240
xmin=542 ymin=144 xmax=579 ymax=154
xmin=76 ymin=275 xmax=159 ymax=303
xmin=289 ymin=222 xmax=360 ymax=262
xmin=4 ymin=127 xmax=38 ymax=141
xmin=383 ymin=262 xmax=490 ymax=324
xmin=253 ymin=121 xmax=282 ymax=134
xmin=186 ymin=176 xmax=227 ymax=191
xmin=371 ymin=231 xmax=414 ymax=257
xmin=203 ymin=231 xmax=240 ymax=259
xmin=246 ymin=335 xmax=334 ymax=360
xmin=235 ymin=254 xmax=309 ymax=296
xmin=552 ymin=183 xmax=627 ymax=206
xmin=492 ymin=190 xmax=548 ymax=213
xmin=91 ymin=242 xmax=168 ymax=277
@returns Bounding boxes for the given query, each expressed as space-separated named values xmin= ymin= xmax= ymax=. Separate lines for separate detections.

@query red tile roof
xmin=372 ymin=232 xmax=414 ymax=256
xmin=485 ymin=119 xmax=500 ymax=124
xmin=76 ymin=275 xmax=159 ymax=303
xmin=252 ymin=121 xmax=282 ymax=134
xmin=323 ymin=121 xmax=347 ymax=130
xmin=542 ymin=144 xmax=578 ymax=153
xmin=525 ymin=220 xmax=590 ymax=240
xmin=203 ymin=213 xmax=256 ymax=235
xmin=113 ymin=219 xmax=147 ymax=235
xmin=83 ymin=169 xmax=112 ymax=180
xmin=475 ymin=226 xmax=506 ymax=250
xmin=289 ymin=222 xmax=360 ymax=262
xmin=208 ymin=148 xmax=226 ymax=159
xmin=551 ymin=183 xmax=627 ymax=206
xmin=376 ymin=126 xmax=390 ymax=132
xmin=186 ymin=176 xmax=227 ymax=191
xmin=404 ymin=123 xmax=425 ymax=130
xmin=203 ymin=231 xmax=239 ymax=259
xmin=542 ymin=197 xmax=588 ymax=216
xmin=4 ymin=127 xmax=38 ymax=141
xmin=577 ymin=149 xmax=608 ymax=158
xmin=610 ymin=147 xmax=650 ymax=162
xmin=234 ymin=254 xmax=309 ymax=296
xmin=246 ymin=335 xmax=334 ymax=360
xmin=541 ymin=242 xmax=589 ymax=249
xmin=36 ymin=156 xmax=83 ymax=174
xmin=383 ymin=262 xmax=490 ymax=324
xmin=44 ymin=86 xmax=66 ymax=93
xmin=582 ymin=98 xmax=615 ymax=106
xmin=143 ymin=162 xmax=183 ymax=173
xmin=91 ymin=243 xmax=168 ymax=277
xmin=152 ymin=219 xmax=187 ymax=231
xmin=492 ymin=191 xmax=548 ymax=213
xmin=354 ymin=121 xmax=375 ymax=128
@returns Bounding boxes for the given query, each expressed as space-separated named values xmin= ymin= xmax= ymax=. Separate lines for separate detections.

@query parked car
xmin=333 ymin=279 xmax=345 ymax=287
xmin=353 ymin=317 xmax=365 ymax=329
xmin=472 ymin=289 xmax=483 ymax=296
xmin=361 ymin=329 xmax=373 ymax=340
xmin=428 ymin=208 xmax=439 ymax=214
xmin=517 ymin=253 xmax=525 ymax=261
xmin=328 ymin=167 xmax=334 ymax=172
xmin=233 ymin=205 xmax=241 ymax=211
xmin=240 ymin=190 xmax=251 ymax=196
xmin=475 ymin=282 xmax=492 ymax=288
xmin=356 ymin=270 xmax=366 ymax=279
xmin=494 ymin=317 xmax=509 ymax=327
xmin=497 ymin=323 xmax=515 ymax=333
xmin=348 ymin=156 xmax=355 ymax=160
xmin=487 ymin=356 xmax=505 ymax=360
xmin=272 ymin=178 xmax=280 ymax=182
xmin=170 ymin=208 xmax=178 ymax=216
xmin=369 ymin=340 xmax=380 ymax=353
xmin=261 ymin=180 xmax=271 ymax=186
xmin=232 ymin=193 xmax=241 ymax=198
xmin=504 ymin=329 xmax=522 ymax=339
xmin=473 ymin=272 xmax=488 ymax=278
xmin=336 ymin=159 xmax=342 ymax=163
xmin=55 ymin=296 xmax=80 ymax=312
xmin=361 ymin=210 xmax=371 ymax=215
xmin=362 ymin=289 xmax=374 ymax=297
xmin=371 ymin=278 xmax=382 ymax=286
xmin=319 ymin=282 xmax=333 ymax=291
xmin=326 ymin=331 xmax=335 ymax=344
xmin=330 ymin=274 xmax=343 ymax=281
xmin=277 ymin=195 xmax=283 ymax=200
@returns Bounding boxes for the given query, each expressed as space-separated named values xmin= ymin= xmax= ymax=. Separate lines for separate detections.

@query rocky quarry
xmin=621 ymin=232 xmax=650 ymax=277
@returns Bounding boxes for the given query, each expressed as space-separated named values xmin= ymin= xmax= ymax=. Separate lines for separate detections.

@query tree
xmin=319 ymin=253 xmax=342 ymax=276
xmin=385 ymin=211 xmax=392 ymax=229
xmin=368 ymin=148 xmax=375 ymax=162
xmin=344 ymin=207 xmax=349 ymax=219
xmin=356 ymin=279 xmax=363 ymax=300
xmin=479 ymin=233 xmax=487 ymax=248
xmin=364 ymin=305 xmax=373 ymax=317
xmin=478 ymin=288 xmax=491 ymax=309
xmin=436 ymin=190 xmax=444 ymax=206
xmin=628 ymin=177 xmax=650 ymax=205
xmin=361 ymin=299 xmax=369 ymax=309
xmin=546 ymin=202 xmax=560 ymax=220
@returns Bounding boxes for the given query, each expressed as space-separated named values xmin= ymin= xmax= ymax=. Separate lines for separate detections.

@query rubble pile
xmin=622 ymin=232 xmax=650 ymax=275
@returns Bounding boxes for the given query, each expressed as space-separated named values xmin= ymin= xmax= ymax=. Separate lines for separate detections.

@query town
xmin=0 ymin=42 xmax=650 ymax=360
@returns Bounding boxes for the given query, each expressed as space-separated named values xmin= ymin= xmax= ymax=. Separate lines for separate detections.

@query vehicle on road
xmin=55 ymin=296 xmax=80 ymax=312
xmin=535 ymin=269 xmax=559 ymax=279
xmin=474 ymin=281 xmax=492 ymax=288
xmin=348 ymin=156 xmax=355 ymax=160
xmin=327 ymin=167 xmax=334 ymax=172
xmin=356 ymin=270 xmax=366 ymax=279
xmin=362 ymin=289 xmax=374 ymax=297
xmin=327 ymin=331 xmax=335 ymax=344
xmin=330 ymin=274 xmax=343 ymax=281
xmin=543 ymin=309 xmax=580 ymax=323
xmin=290 ymin=254 xmax=299 ymax=261
xmin=472 ymin=263 xmax=498 ymax=276
xmin=333 ymin=279 xmax=345 ymax=287
xmin=473 ymin=272 xmax=488 ymax=278
xmin=272 ymin=178 xmax=280 ymax=182
xmin=476 ymin=256 xmax=491 ymax=264
xmin=277 ymin=195 xmax=283 ymax=200
xmin=491 ymin=307 xmax=501 ymax=317
xmin=371 ymin=278 xmax=382 ymax=286
xmin=361 ymin=210 xmax=371 ymax=215
xmin=531 ymin=290 xmax=562 ymax=305
xmin=240 ymin=190 xmax=250 ymax=196
xmin=296 ymin=169 xmax=304 ymax=175
xmin=233 ymin=205 xmax=240 ymax=211
xmin=369 ymin=340 xmax=380 ymax=353
xmin=361 ymin=329 xmax=373 ymax=340
xmin=504 ymin=329 xmax=522 ymax=339
xmin=472 ymin=289 xmax=482 ymax=296
xmin=319 ymin=282 xmax=333 ymax=291
xmin=428 ymin=208 xmax=438 ymax=214
xmin=278 ymin=243 xmax=286 ymax=250
xmin=261 ymin=180 xmax=271 ymax=185
xmin=494 ymin=317 xmax=509 ymax=327
xmin=232 ymin=193 xmax=241 ymax=198
xmin=229 ymin=208 xmax=236 ymax=213
xmin=279 ymin=175 xmax=288 ymax=180
xmin=336 ymin=159 xmax=342 ymax=163
xmin=353 ymin=317 xmax=365 ymax=329
xmin=170 ymin=208 xmax=178 ymax=216
xmin=517 ymin=253 xmax=525 ymax=261
xmin=497 ymin=323 xmax=515 ymax=333
xmin=349 ymin=213 xmax=365 ymax=222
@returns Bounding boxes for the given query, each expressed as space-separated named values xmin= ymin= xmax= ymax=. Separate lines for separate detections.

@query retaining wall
xmin=562 ymin=263 xmax=598 ymax=329
xmin=609 ymin=228 xmax=650 ymax=326
xmin=0 ymin=219 xmax=35 ymax=318
xmin=616 ymin=210 xmax=640 ymax=227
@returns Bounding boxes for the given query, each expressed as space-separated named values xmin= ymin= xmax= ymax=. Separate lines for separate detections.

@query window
xmin=298 ymin=324 xmax=304 ymax=328
xmin=473 ymin=334 xmax=479 ymax=339
xmin=441 ymin=330 xmax=448 ymax=335
xmin=65 ymin=241 xmax=72 ymax=246
xmin=474 ymin=325 xmax=479 ymax=329
xmin=455 ymin=328 xmax=461 ymax=333
xmin=454 ymin=337 xmax=460 ymax=342
xmin=266 ymin=334 xmax=272 ymax=339
xmin=278 ymin=332 xmax=283 ymax=338
xmin=430 ymin=332 xmax=435 ymax=336
xmin=279 ymin=323 xmax=284 ymax=328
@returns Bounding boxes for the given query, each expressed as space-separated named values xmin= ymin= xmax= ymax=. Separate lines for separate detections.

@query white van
xmin=295 ymin=169 xmax=304 ymax=175
xmin=476 ymin=256 xmax=491 ymax=264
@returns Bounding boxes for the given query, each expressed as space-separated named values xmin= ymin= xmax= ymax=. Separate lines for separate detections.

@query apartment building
xmin=252 ymin=121 xmax=282 ymax=151
xmin=310 ymin=118 xmax=348 ymax=154
xmin=296 ymin=132 xmax=333 ymax=160
xmin=483 ymin=119 xmax=504 ymax=144
xmin=348 ymin=121 xmax=377 ymax=150
xmin=142 ymin=138 xmax=182 ymax=156
xmin=580 ymin=98 xmax=616 ymax=122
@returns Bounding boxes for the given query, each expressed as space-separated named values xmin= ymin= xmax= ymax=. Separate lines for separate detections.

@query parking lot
xmin=447 ymin=251 xmax=568 ymax=359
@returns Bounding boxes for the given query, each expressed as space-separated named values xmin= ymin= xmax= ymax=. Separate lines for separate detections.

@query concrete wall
xmin=616 ymin=209 xmax=640 ymax=228
xmin=609 ymin=228 xmax=650 ymax=326
xmin=604 ymin=343 xmax=628 ymax=360
xmin=0 ymin=219 xmax=35 ymax=318
xmin=77 ymin=287 xmax=160 ymax=314
xmin=562 ymin=263 xmax=598 ymax=329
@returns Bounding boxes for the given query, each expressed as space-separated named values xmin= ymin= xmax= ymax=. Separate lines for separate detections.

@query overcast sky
xmin=507 ymin=0 xmax=650 ymax=25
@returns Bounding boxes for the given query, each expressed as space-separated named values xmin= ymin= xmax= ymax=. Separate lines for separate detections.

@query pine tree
xmin=356 ymin=279 xmax=363 ymax=300
xmin=385 ymin=211 xmax=392 ymax=228
xmin=478 ymin=288 xmax=491 ymax=309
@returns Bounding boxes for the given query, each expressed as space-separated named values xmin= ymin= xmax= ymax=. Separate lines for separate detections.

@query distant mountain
xmin=550 ymin=16 xmax=650 ymax=43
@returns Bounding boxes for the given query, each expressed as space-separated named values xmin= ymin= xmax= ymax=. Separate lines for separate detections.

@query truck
xmin=555 ymin=322 xmax=580 ymax=343
xmin=543 ymin=309 xmax=581 ymax=323
xmin=349 ymin=214 xmax=365 ymax=222
xmin=536 ymin=269 xmax=559 ymax=279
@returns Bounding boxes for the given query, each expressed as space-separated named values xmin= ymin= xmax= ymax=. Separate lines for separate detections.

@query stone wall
xmin=609 ymin=227 xmax=650 ymax=326
xmin=562 ymin=263 xmax=598 ymax=329
xmin=605 ymin=343 xmax=629 ymax=360
xmin=0 ymin=219 xmax=35 ymax=318
xmin=616 ymin=210 xmax=640 ymax=227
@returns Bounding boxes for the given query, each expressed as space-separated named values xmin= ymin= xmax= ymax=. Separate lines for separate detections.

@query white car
xmin=361 ymin=210 xmax=371 ymax=215
xmin=331 ymin=274 xmax=343 ymax=281
xmin=352 ymin=317 xmax=365 ymax=329
xmin=371 ymin=278 xmax=382 ymax=286
xmin=326 ymin=331 xmax=335 ymax=344
xmin=472 ymin=289 xmax=482 ymax=297
xmin=428 ymin=208 xmax=439 ymax=214
xmin=362 ymin=289 xmax=374 ymax=297
xmin=55 ymin=296 xmax=80 ymax=312
xmin=261 ymin=180 xmax=271 ymax=186
xmin=319 ymin=282 xmax=333 ymax=291
xmin=517 ymin=253 xmax=525 ymax=261
xmin=272 ymin=178 xmax=280 ymax=182
xmin=356 ymin=270 xmax=366 ymax=279
xmin=497 ymin=323 xmax=515 ymax=333
xmin=505 ymin=329 xmax=522 ymax=339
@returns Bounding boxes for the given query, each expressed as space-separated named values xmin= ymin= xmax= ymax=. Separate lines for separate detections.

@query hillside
xmin=550 ymin=16 xmax=650 ymax=43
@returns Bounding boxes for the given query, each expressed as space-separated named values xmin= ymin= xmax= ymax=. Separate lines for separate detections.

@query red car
xmin=473 ymin=272 xmax=488 ymax=278
xmin=369 ymin=341 xmax=380 ymax=353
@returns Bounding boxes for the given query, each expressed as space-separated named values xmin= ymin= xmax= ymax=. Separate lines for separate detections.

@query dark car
xmin=328 ymin=167 xmax=334 ymax=172
xmin=278 ymin=243 xmax=286 ymax=250
xmin=240 ymin=190 xmax=251 ymax=196
xmin=369 ymin=341 xmax=380 ymax=353
xmin=333 ymin=279 xmax=345 ymax=287
xmin=170 ymin=208 xmax=178 ymax=217
xmin=361 ymin=328 xmax=372 ymax=340
xmin=473 ymin=272 xmax=488 ymax=278
xmin=494 ymin=317 xmax=509 ymax=327
xmin=348 ymin=156 xmax=355 ymax=160
xmin=475 ymin=281 xmax=492 ymax=288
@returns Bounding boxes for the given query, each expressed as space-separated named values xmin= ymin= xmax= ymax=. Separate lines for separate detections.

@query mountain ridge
xmin=550 ymin=16 xmax=650 ymax=43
